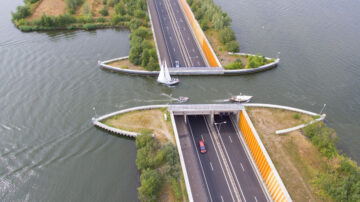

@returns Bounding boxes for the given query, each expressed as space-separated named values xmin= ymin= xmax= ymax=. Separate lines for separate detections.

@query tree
xmin=12 ymin=6 xmax=31 ymax=21
xmin=138 ymin=169 xmax=162 ymax=202
xmin=219 ymin=27 xmax=235 ymax=44
xmin=141 ymin=49 xmax=150 ymax=67
xmin=129 ymin=44 xmax=143 ymax=65
xmin=226 ymin=40 xmax=239 ymax=52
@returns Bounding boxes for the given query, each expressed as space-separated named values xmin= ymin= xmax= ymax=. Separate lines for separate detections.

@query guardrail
xmin=238 ymin=109 xmax=292 ymax=202
xmin=178 ymin=0 xmax=221 ymax=67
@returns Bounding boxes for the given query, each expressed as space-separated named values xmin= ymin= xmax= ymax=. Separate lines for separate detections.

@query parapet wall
xmin=238 ymin=110 xmax=292 ymax=202
xmin=179 ymin=0 xmax=221 ymax=67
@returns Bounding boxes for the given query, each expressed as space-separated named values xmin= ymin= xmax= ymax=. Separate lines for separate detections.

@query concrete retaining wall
xmin=98 ymin=56 xmax=278 ymax=75
xmin=92 ymin=105 xmax=168 ymax=137
xmin=239 ymin=110 xmax=292 ymax=202
xmin=178 ymin=0 xmax=221 ymax=67
xmin=243 ymin=103 xmax=326 ymax=135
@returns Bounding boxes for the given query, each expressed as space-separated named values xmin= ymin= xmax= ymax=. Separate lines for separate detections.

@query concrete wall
xmin=179 ymin=0 xmax=221 ymax=67
xmin=238 ymin=110 xmax=292 ymax=202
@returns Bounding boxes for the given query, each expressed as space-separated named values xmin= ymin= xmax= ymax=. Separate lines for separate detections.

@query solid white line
xmin=202 ymin=116 xmax=235 ymax=202
xmin=229 ymin=136 xmax=233 ymax=143
xmin=201 ymin=134 xmax=204 ymax=140
xmin=187 ymin=118 xmax=213 ymax=202
xmin=254 ymin=196 xmax=258 ymax=202
xmin=221 ymin=195 xmax=224 ymax=202
xmin=240 ymin=163 xmax=245 ymax=172
xmin=210 ymin=162 xmax=214 ymax=171
xmin=216 ymin=120 xmax=246 ymax=202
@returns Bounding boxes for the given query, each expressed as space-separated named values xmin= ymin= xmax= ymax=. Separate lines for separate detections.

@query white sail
xmin=163 ymin=61 xmax=172 ymax=82
xmin=157 ymin=61 xmax=167 ymax=83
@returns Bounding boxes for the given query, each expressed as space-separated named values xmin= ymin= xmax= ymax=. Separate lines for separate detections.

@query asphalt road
xmin=214 ymin=115 xmax=270 ymax=202
xmin=188 ymin=115 xmax=235 ymax=202
xmin=187 ymin=115 xmax=270 ymax=202
xmin=149 ymin=0 xmax=207 ymax=67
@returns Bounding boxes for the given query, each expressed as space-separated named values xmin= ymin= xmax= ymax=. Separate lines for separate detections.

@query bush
xmin=19 ymin=25 xmax=33 ymax=32
xmin=115 ymin=2 xmax=126 ymax=15
xmin=82 ymin=2 xmax=91 ymax=15
xmin=102 ymin=0 xmax=107 ymax=5
xmin=199 ymin=19 xmax=209 ymax=31
xmin=108 ymin=0 xmax=120 ymax=7
xmin=83 ymin=23 xmax=96 ymax=30
xmin=129 ymin=18 xmax=143 ymax=30
xmin=99 ymin=7 xmax=109 ymax=16
xmin=134 ymin=10 xmax=145 ymax=18
xmin=225 ymin=58 xmax=243 ymax=70
xmin=293 ymin=113 xmax=301 ymax=120
xmin=219 ymin=27 xmax=235 ymax=44
xmin=66 ymin=0 xmax=83 ymax=14
xmin=12 ymin=5 xmax=31 ymax=21
xmin=138 ymin=169 xmax=162 ymax=202
xmin=303 ymin=122 xmax=338 ymax=158
xmin=25 ymin=0 xmax=40 ymax=3
xmin=226 ymin=40 xmax=239 ymax=52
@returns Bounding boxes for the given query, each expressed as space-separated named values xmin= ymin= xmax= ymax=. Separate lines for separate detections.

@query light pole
xmin=214 ymin=121 xmax=227 ymax=134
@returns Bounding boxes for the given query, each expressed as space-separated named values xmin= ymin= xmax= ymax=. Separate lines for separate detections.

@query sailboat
xmin=157 ymin=61 xmax=179 ymax=86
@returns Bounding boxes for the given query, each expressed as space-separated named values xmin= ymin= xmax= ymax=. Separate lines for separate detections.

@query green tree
xmin=115 ymin=2 xmax=126 ymax=16
xmin=138 ymin=169 xmax=162 ymax=202
xmin=99 ymin=6 xmax=109 ymax=16
xmin=12 ymin=6 xmax=31 ymax=21
xmin=219 ymin=27 xmax=235 ymax=44
xmin=141 ymin=49 xmax=150 ymax=67
xmin=226 ymin=40 xmax=239 ymax=52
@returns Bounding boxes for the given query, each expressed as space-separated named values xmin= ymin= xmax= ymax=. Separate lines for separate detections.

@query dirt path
xmin=246 ymin=107 xmax=328 ymax=202
xmin=28 ymin=0 xmax=67 ymax=20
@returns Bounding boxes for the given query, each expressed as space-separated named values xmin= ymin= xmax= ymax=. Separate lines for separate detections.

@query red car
xmin=199 ymin=140 xmax=206 ymax=153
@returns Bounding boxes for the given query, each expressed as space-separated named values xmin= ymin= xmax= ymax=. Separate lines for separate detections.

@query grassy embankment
xmin=247 ymin=107 xmax=360 ymax=202
xmin=102 ymin=108 xmax=188 ymax=202
xmin=11 ymin=0 xmax=159 ymax=71
xmin=187 ymin=0 xmax=275 ymax=69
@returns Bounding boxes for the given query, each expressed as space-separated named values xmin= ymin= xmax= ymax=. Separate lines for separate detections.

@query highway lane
xmin=167 ymin=0 xmax=207 ymax=67
xmin=214 ymin=115 xmax=270 ymax=202
xmin=153 ymin=0 xmax=186 ymax=67
xmin=151 ymin=0 xmax=207 ymax=67
xmin=188 ymin=115 xmax=235 ymax=202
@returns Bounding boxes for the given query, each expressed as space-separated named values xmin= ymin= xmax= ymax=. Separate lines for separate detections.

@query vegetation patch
xmin=186 ymin=0 xmax=275 ymax=69
xmin=136 ymin=131 xmax=186 ymax=202
xmin=11 ymin=0 xmax=159 ymax=70
xmin=247 ymin=107 xmax=360 ymax=201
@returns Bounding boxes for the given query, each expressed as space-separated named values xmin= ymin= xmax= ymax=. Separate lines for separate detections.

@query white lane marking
xmin=254 ymin=196 xmax=258 ymax=202
xmin=187 ymin=118 xmax=213 ymax=202
xmin=221 ymin=195 xmax=224 ymax=202
xmin=240 ymin=163 xmax=245 ymax=172
xmin=201 ymin=134 xmax=204 ymax=140
xmin=229 ymin=136 xmax=233 ymax=143
xmin=210 ymin=162 xmax=214 ymax=171
xmin=202 ymin=116 xmax=235 ymax=202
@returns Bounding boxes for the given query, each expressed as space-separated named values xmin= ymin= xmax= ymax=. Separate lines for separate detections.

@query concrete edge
xmin=178 ymin=0 xmax=222 ymax=67
xmin=170 ymin=112 xmax=194 ymax=202
xmin=243 ymin=103 xmax=319 ymax=116
xmin=147 ymin=1 xmax=162 ymax=67
xmin=92 ymin=105 xmax=168 ymax=137
xmin=275 ymin=114 xmax=326 ymax=135
xmin=98 ymin=55 xmax=278 ymax=75
xmin=242 ymin=109 xmax=293 ymax=201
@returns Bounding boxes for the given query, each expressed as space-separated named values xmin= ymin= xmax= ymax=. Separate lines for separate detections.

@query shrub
xmin=129 ymin=18 xmax=143 ymax=30
xmin=99 ymin=6 xmax=109 ymax=16
xmin=108 ymin=0 xmax=120 ymax=7
xmin=66 ymin=0 xmax=83 ymax=14
xmin=114 ymin=2 xmax=126 ymax=15
xmin=12 ymin=5 xmax=31 ymax=21
xmin=225 ymin=58 xmax=243 ymax=70
xmin=102 ymin=0 xmax=107 ymax=5
xmin=132 ymin=27 xmax=148 ymax=38
xmin=25 ymin=0 xmax=40 ymax=4
xmin=219 ymin=27 xmax=235 ymax=44
xmin=303 ymin=122 xmax=338 ymax=158
xmin=82 ymin=2 xmax=91 ymax=15
xmin=134 ymin=10 xmax=145 ymax=18
xmin=19 ymin=25 xmax=33 ymax=32
xmin=83 ymin=23 xmax=96 ymax=30
xmin=199 ymin=19 xmax=209 ymax=31
xmin=226 ymin=40 xmax=239 ymax=52
xmin=138 ymin=169 xmax=162 ymax=202
xmin=293 ymin=113 xmax=300 ymax=120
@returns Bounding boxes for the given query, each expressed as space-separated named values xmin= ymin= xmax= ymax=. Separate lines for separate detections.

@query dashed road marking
xmin=254 ymin=196 xmax=258 ymax=202
xmin=221 ymin=195 xmax=224 ymax=202
xmin=210 ymin=162 xmax=214 ymax=171
xmin=201 ymin=134 xmax=204 ymax=140
xmin=240 ymin=162 xmax=245 ymax=172
xmin=229 ymin=136 xmax=233 ymax=143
